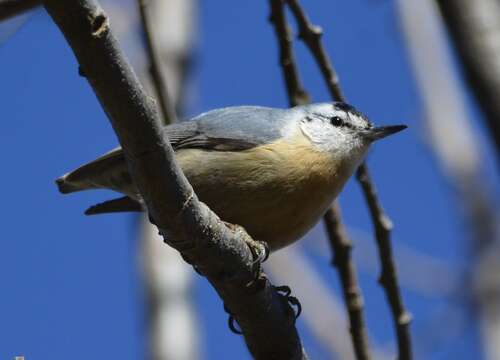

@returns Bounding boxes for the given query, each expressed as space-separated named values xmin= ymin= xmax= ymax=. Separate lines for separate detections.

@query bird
xmin=55 ymin=102 xmax=406 ymax=251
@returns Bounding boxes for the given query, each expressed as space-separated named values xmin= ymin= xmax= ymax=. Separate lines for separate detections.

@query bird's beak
xmin=364 ymin=125 xmax=407 ymax=141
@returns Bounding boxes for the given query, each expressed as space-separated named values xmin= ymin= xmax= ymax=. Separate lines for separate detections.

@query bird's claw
xmin=224 ymin=304 xmax=243 ymax=335
xmin=223 ymin=222 xmax=269 ymax=273
xmin=247 ymin=239 xmax=270 ymax=267
xmin=274 ymin=285 xmax=302 ymax=320
xmin=223 ymin=285 xmax=302 ymax=336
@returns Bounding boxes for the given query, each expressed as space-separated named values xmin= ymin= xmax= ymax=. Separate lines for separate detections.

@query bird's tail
xmin=54 ymin=147 xmax=126 ymax=195
xmin=55 ymin=174 xmax=81 ymax=194
xmin=85 ymin=196 xmax=143 ymax=215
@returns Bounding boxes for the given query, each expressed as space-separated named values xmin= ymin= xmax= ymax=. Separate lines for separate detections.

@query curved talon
xmin=224 ymin=222 xmax=269 ymax=267
xmin=274 ymin=285 xmax=292 ymax=297
xmin=250 ymin=240 xmax=269 ymax=266
xmin=273 ymin=285 xmax=302 ymax=321
xmin=228 ymin=315 xmax=243 ymax=335
xmin=223 ymin=304 xmax=243 ymax=335
xmin=260 ymin=241 xmax=270 ymax=263
xmin=245 ymin=240 xmax=267 ymax=282
xmin=288 ymin=295 xmax=302 ymax=319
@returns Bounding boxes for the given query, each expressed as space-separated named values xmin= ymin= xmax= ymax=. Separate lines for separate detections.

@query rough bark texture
xmin=42 ymin=1 xmax=307 ymax=358
xmin=135 ymin=0 xmax=198 ymax=359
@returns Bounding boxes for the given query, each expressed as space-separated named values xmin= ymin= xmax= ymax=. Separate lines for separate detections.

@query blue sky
xmin=0 ymin=1 xmax=497 ymax=359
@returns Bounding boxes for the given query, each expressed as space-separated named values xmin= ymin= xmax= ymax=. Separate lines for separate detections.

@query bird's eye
xmin=331 ymin=116 xmax=343 ymax=127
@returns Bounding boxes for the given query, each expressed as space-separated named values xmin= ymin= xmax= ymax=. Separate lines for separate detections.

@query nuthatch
xmin=56 ymin=102 xmax=406 ymax=251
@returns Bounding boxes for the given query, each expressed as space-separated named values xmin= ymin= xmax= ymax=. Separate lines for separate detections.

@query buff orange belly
xmin=176 ymin=138 xmax=353 ymax=250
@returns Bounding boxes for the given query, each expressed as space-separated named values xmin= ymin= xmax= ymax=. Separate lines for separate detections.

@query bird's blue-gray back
xmin=164 ymin=106 xmax=291 ymax=151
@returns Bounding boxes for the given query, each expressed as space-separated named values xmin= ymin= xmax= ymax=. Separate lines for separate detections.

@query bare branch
xmin=268 ymin=0 xmax=309 ymax=107
xmin=356 ymin=166 xmax=412 ymax=360
xmin=284 ymin=0 xmax=344 ymax=102
xmin=43 ymin=0 xmax=307 ymax=358
xmin=435 ymin=0 xmax=500 ymax=164
xmin=134 ymin=0 xmax=198 ymax=359
xmin=269 ymin=246 xmax=362 ymax=360
xmin=323 ymin=204 xmax=372 ymax=360
xmin=284 ymin=0 xmax=413 ymax=358
xmin=269 ymin=1 xmax=372 ymax=359
xmin=137 ymin=0 xmax=178 ymax=124
xmin=0 ymin=0 xmax=38 ymax=21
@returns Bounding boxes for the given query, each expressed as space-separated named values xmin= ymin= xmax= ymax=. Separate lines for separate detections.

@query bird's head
xmin=297 ymin=102 xmax=406 ymax=163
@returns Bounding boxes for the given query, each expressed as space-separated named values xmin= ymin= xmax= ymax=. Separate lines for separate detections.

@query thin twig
xmin=285 ymin=0 xmax=412 ymax=359
xmin=43 ymin=1 xmax=307 ymax=358
xmin=285 ymin=0 xmax=344 ymax=102
xmin=356 ymin=166 xmax=412 ymax=360
xmin=268 ymin=0 xmax=309 ymax=107
xmin=137 ymin=0 xmax=177 ymax=124
xmin=324 ymin=204 xmax=372 ymax=360
xmin=269 ymin=1 xmax=372 ymax=359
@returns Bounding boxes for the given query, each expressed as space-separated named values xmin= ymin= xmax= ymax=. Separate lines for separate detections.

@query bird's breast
xmin=176 ymin=133 xmax=353 ymax=250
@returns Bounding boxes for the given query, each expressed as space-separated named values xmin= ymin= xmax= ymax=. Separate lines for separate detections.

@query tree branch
xmin=323 ymin=204 xmax=372 ymax=360
xmin=284 ymin=0 xmax=344 ymax=102
xmin=435 ymin=0 xmax=500 ymax=165
xmin=356 ymin=166 xmax=412 ymax=360
xmin=0 ymin=0 xmax=38 ymax=21
xmin=269 ymin=1 xmax=372 ymax=359
xmin=42 ymin=0 xmax=307 ymax=358
xmin=137 ymin=0 xmax=178 ymax=124
xmin=134 ymin=0 xmax=197 ymax=359
xmin=268 ymin=0 xmax=309 ymax=107
xmin=284 ymin=0 xmax=413 ymax=358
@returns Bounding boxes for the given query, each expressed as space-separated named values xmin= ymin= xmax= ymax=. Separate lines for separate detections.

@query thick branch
xmin=0 ymin=0 xmax=38 ymax=21
xmin=135 ymin=1 xmax=197 ymax=359
xmin=435 ymin=0 xmax=500 ymax=164
xmin=284 ymin=0 xmax=412 ymax=359
xmin=137 ymin=0 xmax=178 ymax=124
xmin=269 ymin=1 xmax=372 ymax=359
xmin=42 ymin=1 xmax=306 ymax=358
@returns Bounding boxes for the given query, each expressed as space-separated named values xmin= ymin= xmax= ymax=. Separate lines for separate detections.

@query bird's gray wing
xmin=57 ymin=106 xmax=291 ymax=194
xmin=164 ymin=106 xmax=290 ymax=151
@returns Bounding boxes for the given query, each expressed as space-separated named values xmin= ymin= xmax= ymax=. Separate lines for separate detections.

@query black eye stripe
xmin=311 ymin=112 xmax=363 ymax=129
xmin=331 ymin=116 xmax=355 ymax=129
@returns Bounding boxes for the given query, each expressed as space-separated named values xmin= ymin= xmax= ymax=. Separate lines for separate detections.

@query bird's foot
xmin=223 ymin=285 xmax=302 ymax=336
xmin=274 ymin=285 xmax=302 ymax=321
xmin=245 ymin=238 xmax=270 ymax=268
xmin=223 ymin=304 xmax=243 ymax=335
xmin=224 ymin=222 xmax=269 ymax=274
